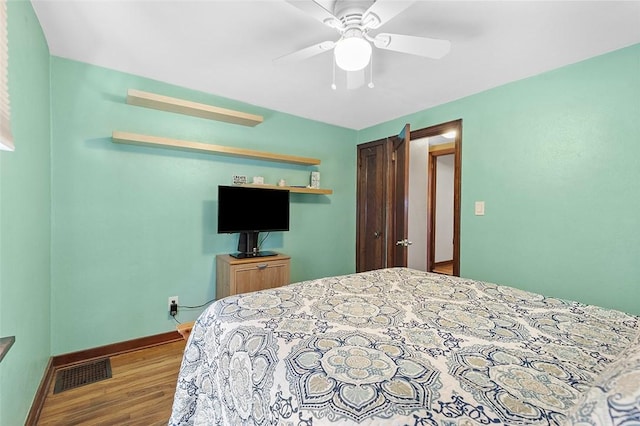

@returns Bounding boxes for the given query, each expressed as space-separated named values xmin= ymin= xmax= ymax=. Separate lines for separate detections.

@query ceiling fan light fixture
xmin=334 ymin=33 xmax=372 ymax=71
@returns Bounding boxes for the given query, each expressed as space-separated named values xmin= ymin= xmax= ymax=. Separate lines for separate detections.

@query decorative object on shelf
xmin=233 ymin=175 xmax=247 ymax=185
xmin=112 ymin=131 xmax=321 ymax=166
xmin=126 ymin=89 xmax=263 ymax=127
xmin=310 ymin=171 xmax=320 ymax=189
xmin=278 ymin=179 xmax=286 ymax=187
xmin=252 ymin=176 xmax=264 ymax=184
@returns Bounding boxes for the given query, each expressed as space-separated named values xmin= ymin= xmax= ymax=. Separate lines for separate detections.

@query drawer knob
xmin=257 ymin=264 xmax=268 ymax=270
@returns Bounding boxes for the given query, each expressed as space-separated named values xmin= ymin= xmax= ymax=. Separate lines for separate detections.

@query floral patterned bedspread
xmin=169 ymin=268 xmax=639 ymax=425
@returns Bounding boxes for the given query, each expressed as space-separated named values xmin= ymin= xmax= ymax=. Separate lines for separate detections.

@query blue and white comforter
xmin=169 ymin=268 xmax=639 ymax=425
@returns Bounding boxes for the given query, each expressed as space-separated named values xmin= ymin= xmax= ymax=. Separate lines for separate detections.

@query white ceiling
xmin=31 ymin=1 xmax=640 ymax=130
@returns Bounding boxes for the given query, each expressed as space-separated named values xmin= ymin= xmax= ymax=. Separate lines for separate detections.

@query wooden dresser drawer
xmin=216 ymin=253 xmax=290 ymax=299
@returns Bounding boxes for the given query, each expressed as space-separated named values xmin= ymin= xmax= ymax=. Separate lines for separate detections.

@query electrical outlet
xmin=168 ymin=296 xmax=179 ymax=316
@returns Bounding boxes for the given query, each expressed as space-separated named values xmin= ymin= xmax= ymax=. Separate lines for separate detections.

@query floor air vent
xmin=54 ymin=358 xmax=112 ymax=394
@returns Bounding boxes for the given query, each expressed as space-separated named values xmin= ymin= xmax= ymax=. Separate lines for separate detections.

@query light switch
xmin=475 ymin=201 xmax=485 ymax=216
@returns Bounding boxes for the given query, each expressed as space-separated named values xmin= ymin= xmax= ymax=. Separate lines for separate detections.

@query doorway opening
xmin=407 ymin=120 xmax=462 ymax=276
xmin=356 ymin=119 xmax=461 ymax=275
xmin=428 ymin=144 xmax=455 ymax=275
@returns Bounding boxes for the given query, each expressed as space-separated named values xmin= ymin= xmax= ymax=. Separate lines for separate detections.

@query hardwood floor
xmin=37 ymin=340 xmax=186 ymax=425
xmin=432 ymin=260 xmax=454 ymax=275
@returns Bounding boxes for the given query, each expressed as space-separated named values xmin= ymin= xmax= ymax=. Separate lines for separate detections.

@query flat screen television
xmin=217 ymin=185 xmax=290 ymax=258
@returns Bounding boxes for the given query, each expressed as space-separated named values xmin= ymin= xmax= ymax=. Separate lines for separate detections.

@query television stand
xmin=216 ymin=253 xmax=291 ymax=298
xmin=235 ymin=231 xmax=278 ymax=258
xmin=230 ymin=251 xmax=277 ymax=259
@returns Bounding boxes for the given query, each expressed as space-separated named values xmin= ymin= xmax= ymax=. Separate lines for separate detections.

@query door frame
xmin=411 ymin=119 xmax=462 ymax=276
xmin=355 ymin=119 xmax=462 ymax=274
xmin=428 ymin=145 xmax=455 ymax=274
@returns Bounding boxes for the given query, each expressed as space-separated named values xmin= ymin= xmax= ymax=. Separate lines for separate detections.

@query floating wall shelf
xmin=0 ymin=336 xmax=15 ymax=363
xmin=239 ymin=183 xmax=332 ymax=195
xmin=112 ymin=131 xmax=322 ymax=166
xmin=127 ymin=89 xmax=264 ymax=127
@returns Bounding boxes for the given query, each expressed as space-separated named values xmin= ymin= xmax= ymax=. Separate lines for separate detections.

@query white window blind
xmin=0 ymin=0 xmax=13 ymax=152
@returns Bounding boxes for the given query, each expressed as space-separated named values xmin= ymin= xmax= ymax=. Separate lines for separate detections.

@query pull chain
xmin=368 ymin=52 xmax=375 ymax=89
xmin=331 ymin=54 xmax=337 ymax=90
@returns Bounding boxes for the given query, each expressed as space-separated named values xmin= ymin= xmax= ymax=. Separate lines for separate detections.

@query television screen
xmin=217 ymin=185 xmax=290 ymax=234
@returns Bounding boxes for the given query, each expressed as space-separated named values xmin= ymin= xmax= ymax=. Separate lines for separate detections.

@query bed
xmin=169 ymin=268 xmax=640 ymax=425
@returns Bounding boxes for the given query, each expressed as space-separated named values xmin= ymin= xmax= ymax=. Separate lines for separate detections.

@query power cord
xmin=179 ymin=298 xmax=216 ymax=310
xmin=171 ymin=298 xmax=215 ymax=325
xmin=258 ymin=232 xmax=271 ymax=251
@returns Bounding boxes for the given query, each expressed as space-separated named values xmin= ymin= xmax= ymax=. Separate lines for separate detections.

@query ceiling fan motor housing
xmin=332 ymin=0 xmax=377 ymax=32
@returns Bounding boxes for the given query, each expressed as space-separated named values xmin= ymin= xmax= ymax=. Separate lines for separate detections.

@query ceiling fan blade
xmin=362 ymin=0 xmax=416 ymax=29
xmin=373 ymin=33 xmax=451 ymax=59
xmin=274 ymin=41 xmax=335 ymax=65
xmin=284 ymin=0 xmax=344 ymax=29
xmin=346 ymin=69 xmax=365 ymax=90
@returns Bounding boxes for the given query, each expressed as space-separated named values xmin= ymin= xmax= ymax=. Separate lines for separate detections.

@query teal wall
xmin=50 ymin=57 xmax=357 ymax=354
xmin=359 ymin=43 xmax=640 ymax=315
xmin=1 ymin=6 xmax=637 ymax=421
xmin=0 ymin=1 xmax=51 ymax=425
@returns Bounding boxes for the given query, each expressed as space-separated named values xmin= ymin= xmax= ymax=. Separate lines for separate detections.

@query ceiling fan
xmin=276 ymin=0 xmax=451 ymax=88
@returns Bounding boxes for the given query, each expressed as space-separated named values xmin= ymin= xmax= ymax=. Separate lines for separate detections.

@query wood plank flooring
xmin=432 ymin=260 xmax=454 ymax=275
xmin=37 ymin=340 xmax=186 ymax=425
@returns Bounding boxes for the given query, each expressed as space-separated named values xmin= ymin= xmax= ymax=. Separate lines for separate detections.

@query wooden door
xmin=389 ymin=124 xmax=410 ymax=267
xmin=356 ymin=139 xmax=388 ymax=272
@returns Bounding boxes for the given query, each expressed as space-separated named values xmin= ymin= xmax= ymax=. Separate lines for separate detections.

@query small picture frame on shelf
xmin=232 ymin=175 xmax=247 ymax=185
xmin=310 ymin=171 xmax=320 ymax=189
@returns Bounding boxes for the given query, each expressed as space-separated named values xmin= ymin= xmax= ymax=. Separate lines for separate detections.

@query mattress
xmin=169 ymin=268 xmax=639 ymax=425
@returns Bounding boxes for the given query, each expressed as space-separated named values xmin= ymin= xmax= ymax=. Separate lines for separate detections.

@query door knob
xmin=395 ymin=239 xmax=413 ymax=247
xmin=373 ymin=231 xmax=381 ymax=239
